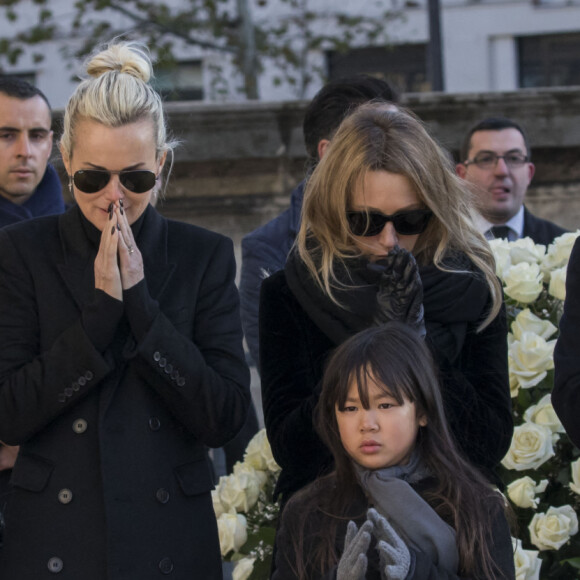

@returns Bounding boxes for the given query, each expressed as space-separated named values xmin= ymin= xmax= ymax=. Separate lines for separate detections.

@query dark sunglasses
xmin=73 ymin=169 xmax=157 ymax=194
xmin=346 ymin=208 xmax=433 ymax=237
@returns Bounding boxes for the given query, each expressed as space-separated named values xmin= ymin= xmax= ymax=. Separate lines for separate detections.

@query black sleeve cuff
xmin=123 ymin=279 xmax=160 ymax=342
xmin=81 ymin=290 xmax=123 ymax=352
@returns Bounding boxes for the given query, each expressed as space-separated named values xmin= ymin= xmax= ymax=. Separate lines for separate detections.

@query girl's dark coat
xmin=272 ymin=476 xmax=515 ymax=580
xmin=0 ymin=205 xmax=250 ymax=579
xmin=259 ymin=268 xmax=512 ymax=503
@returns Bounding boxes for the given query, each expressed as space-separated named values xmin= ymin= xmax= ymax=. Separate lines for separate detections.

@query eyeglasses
xmin=72 ymin=169 xmax=157 ymax=194
xmin=346 ymin=209 xmax=433 ymax=237
xmin=464 ymin=151 xmax=529 ymax=170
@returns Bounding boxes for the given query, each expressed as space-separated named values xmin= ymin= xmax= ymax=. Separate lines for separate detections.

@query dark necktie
xmin=488 ymin=225 xmax=512 ymax=240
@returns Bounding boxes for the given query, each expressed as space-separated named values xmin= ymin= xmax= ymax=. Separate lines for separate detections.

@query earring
xmin=68 ymin=175 xmax=73 ymax=195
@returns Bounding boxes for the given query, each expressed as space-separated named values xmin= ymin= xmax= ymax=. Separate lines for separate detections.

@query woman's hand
xmin=94 ymin=203 xmax=123 ymax=300
xmin=370 ymin=246 xmax=425 ymax=335
xmin=115 ymin=200 xmax=145 ymax=290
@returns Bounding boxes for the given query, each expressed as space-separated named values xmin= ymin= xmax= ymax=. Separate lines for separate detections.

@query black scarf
xmin=284 ymin=247 xmax=490 ymax=363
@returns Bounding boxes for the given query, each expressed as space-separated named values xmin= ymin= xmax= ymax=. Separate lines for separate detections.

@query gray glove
xmin=336 ymin=519 xmax=373 ymax=580
xmin=370 ymin=247 xmax=425 ymax=337
xmin=368 ymin=508 xmax=411 ymax=580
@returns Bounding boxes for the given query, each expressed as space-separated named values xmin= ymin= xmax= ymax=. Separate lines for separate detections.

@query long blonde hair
xmin=296 ymin=103 xmax=501 ymax=328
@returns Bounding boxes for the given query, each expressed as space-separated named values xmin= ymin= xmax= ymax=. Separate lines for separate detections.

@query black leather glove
xmin=369 ymin=247 xmax=425 ymax=337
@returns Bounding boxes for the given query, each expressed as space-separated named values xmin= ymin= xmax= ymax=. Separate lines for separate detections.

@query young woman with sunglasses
xmin=0 ymin=42 xmax=250 ymax=579
xmin=259 ymin=103 xmax=513 ymax=514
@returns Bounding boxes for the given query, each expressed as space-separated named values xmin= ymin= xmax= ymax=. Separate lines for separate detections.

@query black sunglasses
xmin=346 ymin=208 xmax=433 ymax=237
xmin=73 ymin=169 xmax=157 ymax=194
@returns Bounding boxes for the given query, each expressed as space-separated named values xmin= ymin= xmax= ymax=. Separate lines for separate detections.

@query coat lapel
xmin=56 ymin=206 xmax=98 ymax=311
xmin=136 ymin=205 xmax=176 ymax=302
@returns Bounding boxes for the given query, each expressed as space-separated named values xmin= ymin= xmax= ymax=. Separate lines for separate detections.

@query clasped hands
xmin=337 ymin=508 xmax=411 ymax=580
xmin=94 ymin=201 xmax=144 ymax=300
xmin=369 ymin=246 xmax=425 ymax=336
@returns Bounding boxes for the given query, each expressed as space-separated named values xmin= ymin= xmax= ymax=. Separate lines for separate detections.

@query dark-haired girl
xmin=273 ymin=323 xmax=515 ymax=579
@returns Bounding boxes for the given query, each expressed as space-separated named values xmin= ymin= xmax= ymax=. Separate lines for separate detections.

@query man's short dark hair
xmin=460 ymin=117 xmax=530 ymax=162
xmin=0 ymin=76 xmax=51 ymax=111
xmin=303 ymin=75 xmax=399 ymax=164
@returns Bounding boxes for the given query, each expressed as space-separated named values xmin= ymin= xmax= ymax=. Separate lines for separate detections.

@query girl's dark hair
xmin=288 ymin=322 xmax=507 ymax=579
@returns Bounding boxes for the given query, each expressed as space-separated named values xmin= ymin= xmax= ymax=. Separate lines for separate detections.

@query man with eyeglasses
xmin=456 ymin=117 xmax=566 ymax=245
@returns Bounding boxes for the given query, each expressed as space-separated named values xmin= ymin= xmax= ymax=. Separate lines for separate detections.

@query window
xmin=154 ymin=61 xmax=203 ymax=101
xmin=327 ymin=45 xmax=429 ymax=93
xmin=519 ymin=32 xmax=580 ymax=88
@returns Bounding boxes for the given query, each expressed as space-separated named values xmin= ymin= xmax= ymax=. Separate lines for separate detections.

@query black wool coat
xmin=0 ymin=205 xmax=251 ymax=579
xmin=553 ymin=237 xmax=580 ymax=447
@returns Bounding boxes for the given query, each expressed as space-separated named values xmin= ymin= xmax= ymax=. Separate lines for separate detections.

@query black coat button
xmin=48 ymin=557 xmax=63 ymax=573
xmin=78 ymin=376 xmax=87 ymax=386
xmin=71 ymin=381 xmax=80 ymax=392
xmin=64 ymin=387 xmax=73 ymax=397
xmin=73 ymin=419 xmax=88 ymax=434
xmin=176 ymin=377 xmax=185 ymax=387
xmin=170 ymin=369 xmax=179 ymax=380
xmin=159 ymin=557 xmax=174 ymax=574
xmin=149 ymin=417 xmax=161 ymax=431
xmin=156 ymin=488 xmax=170 ymax=504
xmin=58 ymin=489 xmax=73 ymax=504
xmin=85 ymin=370 xmax=94 ymax=381
xmin=159 ymin=357 xmax=167 ymax=368
xmin=153 ymin=351 xmax=161 ymax=362
xmin=164 ymin=363 xmax=173 ymax=374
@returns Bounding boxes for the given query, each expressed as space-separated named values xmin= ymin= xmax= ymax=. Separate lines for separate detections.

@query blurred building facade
xmin=0 ymin=0 xmax=579 ymax=107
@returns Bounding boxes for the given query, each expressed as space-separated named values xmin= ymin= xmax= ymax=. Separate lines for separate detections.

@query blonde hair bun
xmin=86 ymin=42 xmax=152 ymax=84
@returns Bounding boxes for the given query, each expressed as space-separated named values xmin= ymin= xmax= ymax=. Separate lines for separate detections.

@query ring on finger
xmin=128 ymin=245 xmax=135 ymax=254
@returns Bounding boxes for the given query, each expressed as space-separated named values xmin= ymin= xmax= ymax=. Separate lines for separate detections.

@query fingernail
xmin=111 ymin=226 xmax=115 ymax=235
xmin=119 ymin=199 xmax=124 ymax=207
xmin=120 ymin=207 xmax=124 ymax=215
xmin=109 ymin=208 xmax=113 ymax=220
xmin=108 ymin=202 xmax=113 ymax=212
xmin=117 ymin=223 xmax=121 ymax=231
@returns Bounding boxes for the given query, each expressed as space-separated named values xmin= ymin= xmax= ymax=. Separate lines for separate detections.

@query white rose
xmin=541 ymin=231 xmax=580 ymax=275
xmin=509 ymin=354 xmax=520 ymax=399
xmin=217 ymin=512 xmax=248 ymax=556
xmin=244 ymin=428 xmax=280 ymax=473
xmin=503 ymin=262 xmax=544 ymax=304
xmin=232 ymin=557 xmax=256 ymax=580
xmin=502 ymin=422 xmax=555 ymax=471
xmin=524 ymin=394 xmax=565 ymax=434
xmin=529 ymin=505 xmax=579 ymax=551
xmin=218 ymin=463 xmax=261 ymax=513
xmin=569 ymin=458 xmax=580 ymax=496
xmin=509 ymin=332 xmax=555 ymax=389
xmin=511 ymin=309 xmax=557 ymax=341
xmin=507 ymin=476 xmax=549 ymax=509
xmin=490 ymin=238 xmax=512 ymax=279
xmin=509 ymin=237 xmax=546 ymax=266
xmin=212 ymin=488 xmax=225 ymax=518
xmin=512 ymin=537 xmax=542 ymax=580
xmin=548 ymin=266 xmax=566 ymax=301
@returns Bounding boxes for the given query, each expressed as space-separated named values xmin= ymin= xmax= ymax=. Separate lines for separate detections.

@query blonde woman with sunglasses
xmin=0 ymin=41 xmax=250 ymax=579
xmin=260 ymin=104 xmax=513 ymax=519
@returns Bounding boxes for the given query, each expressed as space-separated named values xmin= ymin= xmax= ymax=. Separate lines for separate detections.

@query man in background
xmin=240 ymin=75 xmax=399 ymax=369
xmin=456 ymin=117 xmax=566 ymax=244
xmin=0 ymin=76 xmax=64 ymax=228
xmin=0 ymin=76 xmax=64 ymax=505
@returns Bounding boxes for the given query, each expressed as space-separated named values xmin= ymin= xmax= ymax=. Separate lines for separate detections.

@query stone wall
xmin=54 ymin=87 xmax=580 ymax=263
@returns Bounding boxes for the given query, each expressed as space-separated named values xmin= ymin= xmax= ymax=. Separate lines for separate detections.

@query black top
xmin=259 ymin=264 xmax=512 ymax=503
